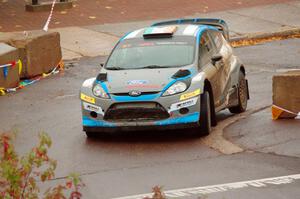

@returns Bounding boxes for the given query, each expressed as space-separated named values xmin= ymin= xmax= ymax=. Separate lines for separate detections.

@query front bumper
xmin=81 ymin=87 xmax=202 ymax=132
xmin=83 ymin=112 xmax=200 ymax=132
xmin=83 ymin=124 xmax=199 ymax=133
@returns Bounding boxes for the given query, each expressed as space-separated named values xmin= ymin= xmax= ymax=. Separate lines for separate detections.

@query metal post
xmin=32 ymin=0 xmax=38 ymax=5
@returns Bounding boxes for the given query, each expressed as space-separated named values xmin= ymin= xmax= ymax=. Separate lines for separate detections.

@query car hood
xmin=101 ymin=67 xmax=193 ymax=94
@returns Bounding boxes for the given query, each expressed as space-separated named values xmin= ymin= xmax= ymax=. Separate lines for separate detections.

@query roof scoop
xmin=143 ymin=26 xmax=177 ymax=39
xmin=172 ymin=69 xmax=191 ymax=79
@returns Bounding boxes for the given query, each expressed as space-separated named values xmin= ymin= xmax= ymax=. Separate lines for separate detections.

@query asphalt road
xmin=0 ymin=39 xmax=299 ymax=199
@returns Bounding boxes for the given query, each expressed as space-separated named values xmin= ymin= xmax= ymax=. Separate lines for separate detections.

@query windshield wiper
xmin=106 ymin=66 xmax=125 ymax=70
xmin=140 ymin=65 xmax=169 ymax=69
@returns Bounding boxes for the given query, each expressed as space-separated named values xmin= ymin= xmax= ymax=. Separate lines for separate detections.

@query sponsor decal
xmin=83 ymin=102 xmax=104 ymax=115
xmin=123 ymin=29 xmax=143 ymax=40
xmin=80 ymin=93 xmax=95 ymax=104
xmin=169 ymin=97 xmax=198 ymax=113
xmin=126 ymin=84 xmax=160 ymax=89
xmin=139 ymin=42 xmax=155 ymax=47
xmin=127 ymin=80 xmax=149 ymax=85
xmin=183 ymin=25 xmax=199 ymax=36
xmin=121 ymin=44 xmax=132 ymax=49
xmin=180 ymin=89 xmax=201 ymax=100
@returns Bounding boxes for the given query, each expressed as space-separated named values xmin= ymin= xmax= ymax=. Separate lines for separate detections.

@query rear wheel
xmin=199 ymin=91 xmax=212 ymax=136
xmin=229 ymin=71 xmax=248 ymax=113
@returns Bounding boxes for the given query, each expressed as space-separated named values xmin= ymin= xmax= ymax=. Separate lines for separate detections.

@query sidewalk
xmin=1 ymin=1 xmax=300 ymax=60
xmin=0 ymin=0 xmax=292 ymax=32
xmin=59 ymin=1 xmax=300 ymax=60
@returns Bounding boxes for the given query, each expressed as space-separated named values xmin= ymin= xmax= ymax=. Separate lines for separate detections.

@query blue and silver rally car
xmin=80 ymin=18 xmax=249 ymax=137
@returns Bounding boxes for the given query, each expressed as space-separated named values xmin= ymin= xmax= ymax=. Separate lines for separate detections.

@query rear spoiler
xmin=152 ymin=18 xmax=229 ymax=40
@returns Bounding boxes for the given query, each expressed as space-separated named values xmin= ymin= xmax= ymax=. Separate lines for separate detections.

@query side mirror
xmin=211 ymin=54 xmax=223 ymax=65
xmin=100 ymin=63 xmax=104 ymax=67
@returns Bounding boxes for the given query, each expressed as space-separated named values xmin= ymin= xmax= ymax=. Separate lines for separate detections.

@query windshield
xmin=105 ymin=36 xmax=195 ymax=70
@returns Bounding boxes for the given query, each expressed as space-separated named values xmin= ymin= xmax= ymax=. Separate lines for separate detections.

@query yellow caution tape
xmin=0 ymin=88 xmax=6 ymax=96
xmin=17 ymin=59 xmax=22 ymax=75
xmin=42 ymin=73 xmax=50 ymax=78
xmin=1 ymin=60 xmax=64 ymax=96
xmin=58 ymin=60 xmax=64 ymax=70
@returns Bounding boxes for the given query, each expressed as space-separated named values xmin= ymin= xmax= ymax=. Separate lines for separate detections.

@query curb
xmin=230 ymin=27 xmax=300 ymax=47
xmin=201 ymin=105 xmax=270 ymax=155
xmin=61 ymin=27 xmax=300 ymax=60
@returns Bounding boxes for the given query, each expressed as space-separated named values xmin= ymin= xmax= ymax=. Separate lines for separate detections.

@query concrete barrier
xmin=0 ymin=43 xmax=20 ymax=89
xmin=26 ymin=1 xmax=73 ymax=12
xmin=272 ymin=70 xmax=300 ymax=119
xmin=0 ymin=31 xmax=62 ymax=78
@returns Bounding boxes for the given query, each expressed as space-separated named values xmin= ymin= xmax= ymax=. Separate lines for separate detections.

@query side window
xmin=209 ymin=31 xmax=223 ymax=51
xmin=199 ymin=31 xmax=215 ymax=66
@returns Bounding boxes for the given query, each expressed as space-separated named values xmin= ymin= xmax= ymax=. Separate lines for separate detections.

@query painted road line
xmin=113 ymin=174 xmax=300 ymax=199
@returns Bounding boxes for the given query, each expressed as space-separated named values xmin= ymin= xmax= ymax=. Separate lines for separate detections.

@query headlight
xmin=162 ymin=81 xmax=187 ymax=96
xmin=92 ymin=84 xmax=110 ymax=99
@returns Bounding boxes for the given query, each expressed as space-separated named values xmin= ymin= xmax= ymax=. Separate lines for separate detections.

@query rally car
xmin=80 ymin=18 xmax=249 ymax=137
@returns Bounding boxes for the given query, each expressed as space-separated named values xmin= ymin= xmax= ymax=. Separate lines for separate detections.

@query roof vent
xmin=172 ymin=69 xmax=191 ymax=79
xmin=143 ymin=26 xmax=177 ymax=39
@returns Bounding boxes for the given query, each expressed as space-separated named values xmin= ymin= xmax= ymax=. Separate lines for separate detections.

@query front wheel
xmin=229 ymin=71 xmax=248 ymax=113
xmin=199 ymin=91 xmax=212 ymax=136
xmin=85 ymin=130 xmax=98 ymax=138
xmin=86 ymin=131 xmax=95 ymax=138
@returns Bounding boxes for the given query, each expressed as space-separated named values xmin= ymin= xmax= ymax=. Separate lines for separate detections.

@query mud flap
xmin=246 ymin=79 xmax=250 ymax=100
xmin=227 ymin=85 xmax=239 ymax=107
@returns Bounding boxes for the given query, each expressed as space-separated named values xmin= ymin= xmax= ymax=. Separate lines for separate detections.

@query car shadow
xmin=85 ymin=128 xmax=197 ymax=143
xmin=85 ymin=110 xmax=233 ymax=144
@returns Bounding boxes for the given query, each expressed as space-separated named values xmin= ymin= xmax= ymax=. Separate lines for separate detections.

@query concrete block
xmin=25 ymin=1 xmax=73 ymax=12
xmin=272 ymin=70 xmax=300 ymax=119
xmin=0 ymin=31 xmax=62 ymax=78
xmin=0 ymin=43 xmax=20 ymax=89
xmin=52 ymin=27 xmax=118 ymax=57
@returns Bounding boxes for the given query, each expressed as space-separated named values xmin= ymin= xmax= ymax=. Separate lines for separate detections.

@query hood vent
xmin=172 ymin=69 xmax=191 ymax=79
xmin=96 ymin=73 xmax=107 ymax=82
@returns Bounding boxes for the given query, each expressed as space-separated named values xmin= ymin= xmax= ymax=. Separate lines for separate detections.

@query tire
xmin=229 ymin=71 xmax=248 ymax=113
xmin=199 ymin=91 xmax=212 ymax=136
xmin=85 ymin=131 xmax=97 ymax=138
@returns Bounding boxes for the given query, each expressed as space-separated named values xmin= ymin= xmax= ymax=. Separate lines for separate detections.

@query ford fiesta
xmin=80 ymin=18 xmax=249 ymax=137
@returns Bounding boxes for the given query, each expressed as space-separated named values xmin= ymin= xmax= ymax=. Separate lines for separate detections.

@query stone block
xmin=272 ymin=70 xmax=300 ymax=119
xmin=0 ymin=31 xmax=62 ymax=78
xmin=0 ymin=43 xmax=20 ymax=89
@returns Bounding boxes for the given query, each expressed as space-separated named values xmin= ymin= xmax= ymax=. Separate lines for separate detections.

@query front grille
xmin=112 ymin=92 xmax=160 ymax=96
xmin=104 ymin=102 xmax=169 ymax=122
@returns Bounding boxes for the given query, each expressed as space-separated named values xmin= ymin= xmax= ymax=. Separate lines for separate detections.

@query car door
xmin=208 ymin=30 xmax=232 ymax=109
xmin=198 ymin=30 xmax=222 ymax=107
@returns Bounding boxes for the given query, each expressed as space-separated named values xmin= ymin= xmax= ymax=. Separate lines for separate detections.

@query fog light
xmin=179 ymin=108 xmax=189 ymax=115
xmin=90 ymin=111 xmax=98 ymax=118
